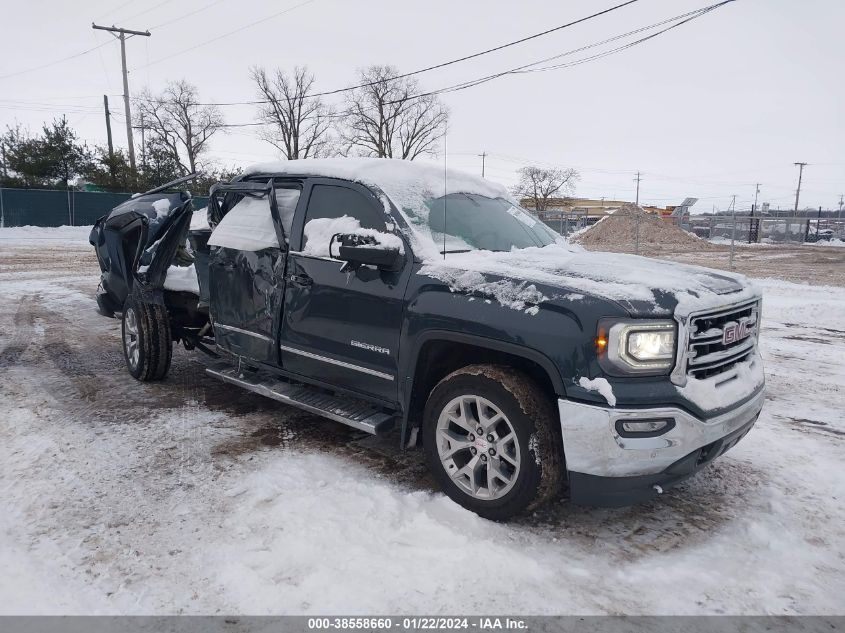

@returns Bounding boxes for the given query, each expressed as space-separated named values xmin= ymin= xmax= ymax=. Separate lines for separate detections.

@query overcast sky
xmin=1 ymin=0 xmax=842 ymax=212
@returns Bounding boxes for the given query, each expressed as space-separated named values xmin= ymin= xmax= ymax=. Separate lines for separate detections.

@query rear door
xmin=280 ymin=178 xmax=411 ymax=404
xmin=207 ymin=182 xmax=301 ymax=364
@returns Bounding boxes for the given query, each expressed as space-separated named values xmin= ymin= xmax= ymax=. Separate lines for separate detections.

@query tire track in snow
xmin=0 ymin=294 xmax=41 ymax=369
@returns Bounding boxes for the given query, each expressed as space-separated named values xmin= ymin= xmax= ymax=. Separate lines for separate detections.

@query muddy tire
xmin=422 ymin=364 xmax=563 ymax=520
xmin=121 ymin=296 xmax=172 ymax=382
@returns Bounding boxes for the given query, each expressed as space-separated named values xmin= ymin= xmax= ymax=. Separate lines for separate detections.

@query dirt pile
xmin=573 ymin=204 xmax=717 ymax=253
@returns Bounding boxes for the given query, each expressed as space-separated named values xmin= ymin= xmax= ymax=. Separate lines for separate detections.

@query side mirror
xmin=330 ymin=233 xmax=403 ymax=272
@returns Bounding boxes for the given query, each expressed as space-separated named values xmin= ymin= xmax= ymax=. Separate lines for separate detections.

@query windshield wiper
xmin=439 ymin=248 xmax=508 ymax=254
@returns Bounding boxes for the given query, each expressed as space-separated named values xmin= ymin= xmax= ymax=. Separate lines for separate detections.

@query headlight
xmin=598 ymin=319 xmax=677 ymax=375
xmin=628 ymin=329 xmax=674 ymax=361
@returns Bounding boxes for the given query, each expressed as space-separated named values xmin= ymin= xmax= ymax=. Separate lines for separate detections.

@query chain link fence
xmin=0 ymin=187 xmax=209 ymax=228
xmin=542 ymin=212 xmax=845 ymax=247
xmin=685 ymin=215 xmax=845 ymax=244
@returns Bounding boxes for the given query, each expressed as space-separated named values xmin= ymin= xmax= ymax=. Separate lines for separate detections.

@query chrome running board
xmin=205 ymin=362 xmax=395 ymax=435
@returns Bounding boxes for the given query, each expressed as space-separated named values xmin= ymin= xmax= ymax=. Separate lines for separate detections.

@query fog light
xmin=615 ymin=418 xmax=675 ymax=438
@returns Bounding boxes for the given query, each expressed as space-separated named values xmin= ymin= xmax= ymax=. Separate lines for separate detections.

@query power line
xmin=132 ymin=0 xmax=318 ymax=70
xmin=0 ymin=1 xmax=229 ymax=82
xmin=115 ymin=0 xmax=174 ymax=24
xmin=132 ymin=0 xmax=644 ymax=105
xmin=384 ymin=0 xmax=734 ymax=105
xmin=149 ymin=0 xmax=229 ymax=30
xmin=0 ymin=40 xmax=114 ymax=80
xmin=93 ymin=0 xmax=135 ymax=22
xmin=310 ymin=0 xmax=642 ymax=99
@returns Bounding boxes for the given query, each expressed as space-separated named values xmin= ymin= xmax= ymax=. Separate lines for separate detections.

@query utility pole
xmin=793 ymin=162 xmax=807 ymax=214
xmin=634 ymin=171 xmax=641 ymax=206
xmin=139 ymin=112 xmax=146 ymax=170
xmin=729 ymin=194 xmax=738 ymax=270
xmin=478 ymin=151 xmax=486 ymax=178
xmin=838 ymin=194 xmax=843 ymax=220
xmin=103 ymin=95 xmax=116 ymax=186
xmin=752 ymin=183 xmax=760 ymax=215
xmin=0 ymin=138 xmax=7 ymax=179
xmin=92 ymin=23 xmax=151 ymax=174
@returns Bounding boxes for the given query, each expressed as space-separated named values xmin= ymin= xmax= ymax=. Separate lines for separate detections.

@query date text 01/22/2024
xmin=306 ymin=617 xmax=528 ymax=630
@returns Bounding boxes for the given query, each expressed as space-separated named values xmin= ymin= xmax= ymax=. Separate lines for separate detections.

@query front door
xmin=208 ymin=185 xmax=301 ymax=364
xmin=280 ymin=179 xmax=410 ymax=403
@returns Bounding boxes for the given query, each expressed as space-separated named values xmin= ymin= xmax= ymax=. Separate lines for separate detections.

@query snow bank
xmin=302 ymin=216 xmax=405 ymax=258
xmin=708 ymin=236 xmax=773 ymax=247
xmin=0 ymin=225 xmax=92 ymax=245
xmin=814 ymin=238 xmax=845 ymax=247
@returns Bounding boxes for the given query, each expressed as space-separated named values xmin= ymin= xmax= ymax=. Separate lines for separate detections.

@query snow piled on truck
xmin=189 ymin=207 xmax=210 ymax=231
xmin=420 ymin=245 xmax=760 ymax=317
xmin=243 ymin=157 xmax=511 ymax=259
xmin=242 ymin=159 xmax=760 ymax=316
xmin=208 ymin=196 xmax=279 ymax=251
xmin=578 ymin=376 xmax=617 ymax=406
xmin=419 ymin=265 xmax=549 ymax=314
xmin=163 ymin=264 xmax=200 ymax=294
xmin=302 ymin=215 xmax=405 ymax=257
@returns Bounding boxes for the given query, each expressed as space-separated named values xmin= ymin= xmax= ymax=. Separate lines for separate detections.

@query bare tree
xmin=251 ymin=66 xmax=334 ymax=159
xmin=136 ymin=80 xmax=223 ymax=175
xmin=340 ymin=65 xmax=448 ymax=160
xmin=512 ymin=165 xmax=580 ymax=213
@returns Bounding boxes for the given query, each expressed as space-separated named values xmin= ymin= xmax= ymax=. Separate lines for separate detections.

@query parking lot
xmin=1 ymin=227 xmax=843 ymax=615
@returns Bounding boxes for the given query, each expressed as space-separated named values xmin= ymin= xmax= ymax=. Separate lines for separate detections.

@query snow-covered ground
xmin=0 ymin=224 xmax=92 ymax=245
xmin=1 ymin=233 xmax=843 ymax=615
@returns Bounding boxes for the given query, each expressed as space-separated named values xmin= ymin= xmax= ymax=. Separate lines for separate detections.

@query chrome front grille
xmin=685 ymin=299 xmax=760 ymax=380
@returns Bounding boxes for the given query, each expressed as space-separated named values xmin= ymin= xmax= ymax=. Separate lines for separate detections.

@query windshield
xmin=419 ymin=193 xmax=561 ymax=253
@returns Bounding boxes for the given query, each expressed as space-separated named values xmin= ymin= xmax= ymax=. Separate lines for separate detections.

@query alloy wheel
xmin=435 ymin=394 xmax=521 ymax=500
xmin=123 ymin=307 xmax=140 ymax=370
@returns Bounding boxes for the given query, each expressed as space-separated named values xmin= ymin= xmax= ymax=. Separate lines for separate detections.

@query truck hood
xmin=418 ymin=244 xmax=759 ymax=318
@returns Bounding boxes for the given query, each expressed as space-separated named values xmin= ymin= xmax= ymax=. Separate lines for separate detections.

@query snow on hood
xmin=420 ymin=245 xmax=760 ymax=317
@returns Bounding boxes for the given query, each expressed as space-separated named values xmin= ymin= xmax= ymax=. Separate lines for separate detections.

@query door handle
xmin=288 ymin=273 xmax=313 ymax=287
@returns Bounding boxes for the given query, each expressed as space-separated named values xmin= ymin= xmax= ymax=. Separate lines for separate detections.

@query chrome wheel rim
xmin=436 ymin=395 xmax=521 ymax=501
xmin=123 ymin=307 xmax=140 ymax=369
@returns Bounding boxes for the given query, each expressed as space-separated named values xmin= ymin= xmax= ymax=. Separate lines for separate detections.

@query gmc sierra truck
xmin=90 ymin=158 xmax=765 ymax=520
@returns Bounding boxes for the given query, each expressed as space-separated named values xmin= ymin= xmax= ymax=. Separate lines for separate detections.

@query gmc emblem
xmin=723 ymin=319 xmax=751 ymax=345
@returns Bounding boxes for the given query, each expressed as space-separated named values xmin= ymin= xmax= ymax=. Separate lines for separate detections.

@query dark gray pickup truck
xmin=90 ymin=158 xmax=765 ymax=519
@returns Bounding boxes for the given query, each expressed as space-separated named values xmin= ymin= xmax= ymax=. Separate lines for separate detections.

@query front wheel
xmin=121 ymin=297 xmax=172 ymax=381
xmin=422 ymin=364 xmax=563 ymax=520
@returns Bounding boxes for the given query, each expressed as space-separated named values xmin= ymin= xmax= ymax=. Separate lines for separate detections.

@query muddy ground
xmin=588 ymin=241 xmax=845 ymax=287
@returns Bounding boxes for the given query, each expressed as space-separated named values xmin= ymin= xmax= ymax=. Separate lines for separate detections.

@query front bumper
xmin=558 ymin=387 xmax=765 ymax=507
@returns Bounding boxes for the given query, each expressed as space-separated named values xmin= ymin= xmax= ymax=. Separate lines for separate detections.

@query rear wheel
xmin=121 ymin=297 xmax=172 ymax=381
xmin=422 ymin=364 xmax=563 ymax=520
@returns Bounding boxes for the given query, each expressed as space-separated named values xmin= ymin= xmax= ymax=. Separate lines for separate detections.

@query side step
xmin=205 ymin=363 xmax=396 ymax=436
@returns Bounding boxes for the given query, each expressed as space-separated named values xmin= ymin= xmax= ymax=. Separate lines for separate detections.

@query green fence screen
xmin=0 ymin=188 xmax=210 ymax=227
